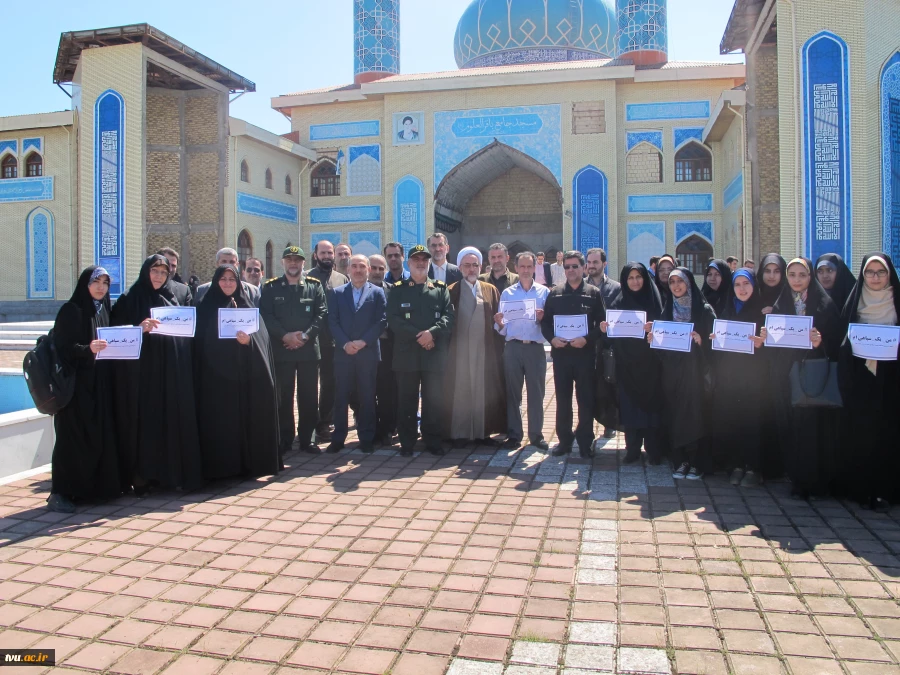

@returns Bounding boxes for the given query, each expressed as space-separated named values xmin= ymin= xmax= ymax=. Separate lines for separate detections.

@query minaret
xmin=354 ymin=0 xmax=400 ymax=84
xmin=616 ymin=0 xmax=668 ymax=67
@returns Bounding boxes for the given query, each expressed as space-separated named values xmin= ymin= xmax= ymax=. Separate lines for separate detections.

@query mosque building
xmin=1 ymin=0 xmax=898 ymax=319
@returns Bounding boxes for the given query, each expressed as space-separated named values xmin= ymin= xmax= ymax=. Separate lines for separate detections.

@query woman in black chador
xmin=756 ymin=253 xmax=788 ymax=478
xmin=655 ymin=267 xmax=716 ymax=481
xmin=765 ymin=258 xmax=842 ymax=499
xmin=701 ymin=259 xmax=734 ymax=316
xmin=111 ymin=254 xmax=202 ymax=493
xmin=838 ymin=254 xmax=900 ymax=511
xmin=815 ymin=252 xmax=857 ymax=313
xmin=604 ymin=262 xmax=664 ymax=464
xmin=709 ymin=268 xmax=767 ymax=486
xmin=47 ymin=266 xmax=121 ymax=513
xmin=195 ymin=265 xmax=281 ymax=479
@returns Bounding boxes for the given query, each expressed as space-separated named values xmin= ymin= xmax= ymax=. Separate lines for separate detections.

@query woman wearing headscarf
xmin=654 ymin=267 xmax=716 ymax=480
xmin=815 ymin=253 xmax=856 ymax=313
xmin=764 ymin=258 xmax=842 ymax=499
xmin=111 ymin=254 xmax=203 ymax=494
xmin=757 ymin=253 xmax=787 ymax=315
xmin=755 ymin=253 xmax=788 ymax=478
xmin=654 ymin=254 xmax=677 ymax=304
xmin=838 ymin=254 xmax=900 ymax=511
xmin=195 ymin=265 xmax=281 ymax=479
xmin=709 ymin=268 xmax=767 ymax=486
xmin=603 ymin=262 xmax=664 ymax=464
xmin=701 ymin=259 xmax=733 ymax=316
xmin=47 ymin=267 xmax=121 ymax=513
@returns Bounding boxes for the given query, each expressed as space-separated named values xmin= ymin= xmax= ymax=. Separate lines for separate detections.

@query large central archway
xmin=434 ymin=140 xmax=563 ymax=260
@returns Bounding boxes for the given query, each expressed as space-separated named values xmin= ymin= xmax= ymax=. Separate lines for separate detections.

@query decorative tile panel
xmin=348 ymin=231 xmax=382 ymax=256
xmin=617 ymin=0 xmax=668 ymax=58
xmin=723 ymin=174 xmax=743 ymax=209
xmin=26 ymin=207 xmax=54 ymax=299
xmin=354 ymin=0 xmax=400 ymax=79
xmin=673 ymin=127 xmax=704 ymax=150
xmin=627 ymin=193 xmax=713 ymax=213
xmin=572 ymin=166 xmax=608 ymax=253
xmin=394 ymin=175 xmax=425 ymax=252
xmin=348 ymin=144 xmax=382 ymax=196
xmin=626 ymin=221 xmax=665 ymax=267
xmin=625 ymin=101 xmax=710 ymax=122
xmin=311 ymin=232 xmax=341 ymax=251
xmin=626 ymin=131 xmax=663 ymax=152
xmin=236 ymin=192 xmax=298 ymax=223
xmin=802 ymin=31 xmax=851 ymax=262
xmin=881 ymin=52 xmax=900 ymax=261
xmin=675 ymin=220 xmax=713 ymax=245
xmin=310 ymin=206 xmax=381 ymax=224
xmin=94 ymin=89 xmax=125 ymax=297
xmin=309 ymin=121 xmax=381 ymax=141
xmin=22 ymin=137 xmax=43 ymax=154
xmin=0 ymin=139 xmax=18 ymax=157
xmin=0 ymin=177 xmax=54 ymax=203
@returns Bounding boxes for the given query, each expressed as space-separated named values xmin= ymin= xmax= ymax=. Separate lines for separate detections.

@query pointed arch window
xmin=676 ymin=235 xmax=714 ymax=276
xmin=1 ymin=155 xmax=17 ymax=179
xmin=675 ymin=143 xmax=712 ymax=182
xmin=311 ymin=160 xmax=339 ymax=197
xmin=265 ymin=168 xmax=273 ymax=189
xmin=238 ymin=230 xmax=253 ymax=269
xmin=240 ymin=160 xmax=250 ymax=183
xmin=285 ymin=174 xmax=292 ymax=195
xmin=25 ymin=153 xmax=43 ymax=177
xmin=266 ymin=240 xmax=274 ymax=277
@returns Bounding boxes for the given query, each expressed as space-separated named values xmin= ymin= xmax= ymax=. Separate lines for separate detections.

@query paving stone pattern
xmin=1 ymin=367 xmax=900 ymax=674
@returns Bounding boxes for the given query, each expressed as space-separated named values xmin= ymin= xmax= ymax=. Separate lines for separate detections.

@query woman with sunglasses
xmin=838 ymin=254 xmax=900 ymax=511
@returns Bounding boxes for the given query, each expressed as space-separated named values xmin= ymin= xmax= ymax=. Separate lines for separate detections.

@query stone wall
xmin=626 ymin=145 xmax=662 ymax=184
xmin=750 ymin=45 xmax=781 ymax=256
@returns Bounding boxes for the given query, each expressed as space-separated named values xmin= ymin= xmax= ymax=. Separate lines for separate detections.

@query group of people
xmin=47 ymin=231 xmax=900 ymax=514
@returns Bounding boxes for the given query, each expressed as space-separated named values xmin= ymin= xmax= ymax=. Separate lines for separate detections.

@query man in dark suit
xmin=326 ymin=254 xmax=387 ymax=454
xmin=426 ymin=232 xmax=462 ymax=286
xmin=586 ymin=247 xmax=621 ymax=440
xmin=535 ymin=251 xmax=553 ymax=288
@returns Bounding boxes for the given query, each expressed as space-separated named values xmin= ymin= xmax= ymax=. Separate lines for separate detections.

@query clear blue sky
xmin=0 ymin=0 xmax=742 ymax=134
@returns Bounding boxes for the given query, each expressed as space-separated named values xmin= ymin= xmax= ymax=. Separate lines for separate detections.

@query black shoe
xmin=603 ymin=428 xmax=617 ymax=439
xmin=47 ymin=493 xmax=75 ymax=514
xmin=501 ymin=437 xmax=522 ymax=450
xmin=316 ymin=427 xmax=333 ymax=442
xmin=359 ymin=443 xmax=375 ymax=454
xmin=428 ymin=447 xmax=445 ymax=456
xmin=579 ymin=449 xmax=594 ymax=459
xmin=303 ymin=443 xmax=321 ymax=455
xmin=451 ymin=439 xmax=468 ymax=449
xmin=551 ymin=445 xmax=572 ymax=457
xmin=479 ymin=437 xmax=499 ymax=447
xmin=399 ymin=448 xmax=413 ymax=457
xmin=530 ymin=439 xmax=550 ymax=452
xmin=623 ymin=450 xmax=641 ymax=464
xmin=325 ymin=443 xmax=343 ymax=454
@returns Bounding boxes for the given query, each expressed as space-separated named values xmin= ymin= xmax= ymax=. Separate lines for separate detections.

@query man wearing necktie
xmin=326 ymin=254 xmax=387 ymax=453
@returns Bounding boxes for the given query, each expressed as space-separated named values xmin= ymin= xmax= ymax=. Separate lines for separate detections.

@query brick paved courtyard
xmin=2 ymin=360 xmax=900 ymax=674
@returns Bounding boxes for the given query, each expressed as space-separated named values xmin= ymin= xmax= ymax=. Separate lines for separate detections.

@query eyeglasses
xmin=864 ymin=270 xmax=889 ymax=279
xmin=563 ymin=264 xmax=581 ymax=270
xmin=245 ymin=267 xmax=261 ymax=274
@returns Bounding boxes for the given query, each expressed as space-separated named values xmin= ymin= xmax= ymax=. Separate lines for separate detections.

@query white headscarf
xmin=457 ymin=246 xmax=482 ymax=267
xmin=859 ymin=256 xmax=897 ymax=326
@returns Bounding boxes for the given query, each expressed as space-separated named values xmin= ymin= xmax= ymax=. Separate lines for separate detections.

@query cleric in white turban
xmin=457 ymin=246 xmax=482 ymax=268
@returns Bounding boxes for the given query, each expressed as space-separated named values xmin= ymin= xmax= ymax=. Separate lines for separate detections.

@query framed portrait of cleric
xmin=392 ymin=112 xmax=425 ymax=146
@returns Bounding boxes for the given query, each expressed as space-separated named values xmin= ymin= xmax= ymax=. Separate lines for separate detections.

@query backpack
xmin=22 ymin=330 xmax=76 ymax=415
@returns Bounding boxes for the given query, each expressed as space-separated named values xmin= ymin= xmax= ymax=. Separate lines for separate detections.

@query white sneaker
xmin=672 ymin=462 xmax=690 ymax=480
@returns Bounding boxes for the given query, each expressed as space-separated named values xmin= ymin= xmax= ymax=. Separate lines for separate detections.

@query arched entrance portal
xmin=434 ymin=140 xmax=563 ymax=259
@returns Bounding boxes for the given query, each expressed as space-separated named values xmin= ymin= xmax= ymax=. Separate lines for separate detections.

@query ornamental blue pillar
xmin=616 ymin=0 xmax=668 ymax=67
xmin=354 ymin=0 xmax=400 ymax=84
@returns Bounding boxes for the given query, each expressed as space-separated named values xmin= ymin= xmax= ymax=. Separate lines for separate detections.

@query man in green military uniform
xmin=386 ymin=245 xmax=454 ymax=456
xmin=259 ymin=246 xmax=327 ymax=458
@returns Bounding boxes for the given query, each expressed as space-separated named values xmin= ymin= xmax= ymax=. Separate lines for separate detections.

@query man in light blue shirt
xmin=493 ymin=251 xmax=550 ymax=451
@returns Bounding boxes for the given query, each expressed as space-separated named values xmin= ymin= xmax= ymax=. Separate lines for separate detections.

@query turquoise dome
xmin=454 ymin=0 xmax=617 ymax=69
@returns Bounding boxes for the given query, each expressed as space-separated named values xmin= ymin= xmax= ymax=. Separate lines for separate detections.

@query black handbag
xmin=789 ymin=358 xmax=843 ymax=408
xmin=601 ymin=348 xmax=615 ymax=384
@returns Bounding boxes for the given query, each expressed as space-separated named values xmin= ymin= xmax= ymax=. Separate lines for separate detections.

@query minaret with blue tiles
xmin=354 ymin=0 xmax=400 ymax=84
xmin=616 ymin=0 xmax=668 ymax=67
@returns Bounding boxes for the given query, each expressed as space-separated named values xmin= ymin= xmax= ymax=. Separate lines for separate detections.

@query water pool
xmin=0 ymin=371 xmax=32 ymax=415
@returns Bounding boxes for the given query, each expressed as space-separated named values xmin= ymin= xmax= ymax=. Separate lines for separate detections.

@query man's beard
xmin=317 ymin=259 xmax=334 ymax=272
xmin=465 ymin=274 xmax=479 ymax=284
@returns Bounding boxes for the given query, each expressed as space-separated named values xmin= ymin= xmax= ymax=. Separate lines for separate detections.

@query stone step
xmin=0 ymin=322 xmax=53 ymax=332
xmin=0 ymin=340 xmax=35 ymax=351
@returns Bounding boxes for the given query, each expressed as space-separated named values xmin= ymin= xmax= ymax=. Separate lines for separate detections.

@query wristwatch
xmin=300 ymin=332 xmax=308 ymax=341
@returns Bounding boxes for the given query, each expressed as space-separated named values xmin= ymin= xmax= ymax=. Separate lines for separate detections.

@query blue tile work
xmin=311 ymin=232 xmax=341 ymax=251
xmin=348 ymin=231 xmax=382 ymax=256
xmin=673 ymin=127 xmax=704 ymax=150
xmin=453 ymin=0 xmax=616 ymax=69
xmin=22 ymin=137 xmax=42 ymax=154
xmin=394 ymin=175 xmax=425 ymax=253
xmin=236 ymin=193 xmax=298 ymax=223
xmin=347 ymin=144 xmax=382 ymax=196
xmin=626 ymin=100 xmax=710 ymax=122
xmin=881 ymin=52 xmax=900 ymax=261
xmin=626 ymin=131 xmax=663 ymax=152
xmin=617 ymin=0 xmax=668 ymax=58
xmin=724 ymin=174 xmax=743 ymax=209
xmin=434 ymin=105 xmax=562 ymax=190
xmin=628 ymin=193 xmax=713 ymax=213
xmin=626 ymin=221 xmax=665 ymax=266
xmin=572 ymin=166 xmax=608 ymax=253
xmin=309 ymin=121 xmax=381 ymax=142
xmin=354 ymin=0 xmax=400 ymax=80
xmin=310 ymin=206 xmax=381 ymax=224
xmin=675 ymin=220 xmax=713 ymax=245
xmin=26 ymin=208 xmax=54 ymax=299
xmin=0 ymin=177 xmax=54 ymax=203
xmin=94 ymin=90 xmax=125 ymax=297
xmin=802 ymin=31 xmax=851 ymax=262
xmin=0 ymin=373 xmax=34 ymax=415
xmin=0 ymin=140 xmax=17 ymax=157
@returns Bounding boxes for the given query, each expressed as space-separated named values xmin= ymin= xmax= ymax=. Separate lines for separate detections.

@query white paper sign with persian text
xmin=649 ymin=321 xmax=694 ymax=353
xmin=764 ymin=314 xmax=813 ymax=350
xmin=606 ymin=310 xmax=647 ymax=339
xmin=553 ymin=314 xmax=588 ymax=341
xmin=499 ymin=299 xmax=536 ymax=322
xmin=218 ymin=308 xmax=260 ymax=339
xmin=712 ymin=319 xmax=756 ymax=355
xmin=150 ymin=306 xmax=196 ymax=338
xmin=96 ymin=326 xmax=143 ymax=360
xmin=848 ymin=323 xmax=900 ymax=361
